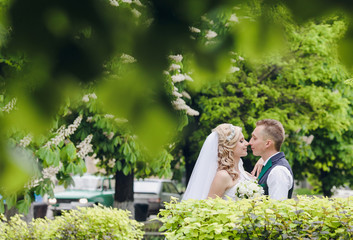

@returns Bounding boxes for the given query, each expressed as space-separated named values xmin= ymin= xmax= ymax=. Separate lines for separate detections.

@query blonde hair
xmin=212 ymin=123 xmax=242 ymax=181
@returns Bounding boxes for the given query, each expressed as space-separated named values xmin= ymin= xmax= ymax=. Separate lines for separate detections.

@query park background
xmin=0 ymin=0 xmax=353 ymax=229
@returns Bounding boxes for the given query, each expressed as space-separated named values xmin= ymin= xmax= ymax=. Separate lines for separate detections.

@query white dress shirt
xmin=263 ymin=153 xmax=293 ymax=200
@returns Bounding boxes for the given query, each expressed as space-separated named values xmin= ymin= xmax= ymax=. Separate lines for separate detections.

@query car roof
xmin=134 ymin=178 xmax=173 ymax=183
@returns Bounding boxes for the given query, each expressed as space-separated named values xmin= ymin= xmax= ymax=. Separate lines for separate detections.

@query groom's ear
xmin=265 ymin=139 xmax=273 ymax=148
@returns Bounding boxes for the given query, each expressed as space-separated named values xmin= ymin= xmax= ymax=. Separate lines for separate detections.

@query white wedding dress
xmin=222 ymin=161 xmax=252 ymax=201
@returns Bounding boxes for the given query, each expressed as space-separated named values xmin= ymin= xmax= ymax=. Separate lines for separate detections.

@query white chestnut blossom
xmin=26 ymin=178 xmax=42 ymax=189
xmin=171 ymin=74 xmax=186 ymax=83
xmin=172 ymin=99 xmax=186 ymax=111
xmin=115 ymin=118 xmax=129 ymax=123
xmin=229 ymin=14 xmax=239 ymax=23
xmin=82 ymin=95 xmax=90 ymax=102
xmin=121 ymin=53 xmax=136 ymax=63
xmin=169 ymin=54 xmax=183 ymax=63
xmin=109 ymin=0 xmax=119 ymax=6
xmin=77 ymin=134 xmax=94 ymax=159
xmin=19 ymin=134 xmax=32 ymax=148
xmin=172 ymin=90 xmax=183 ymax=98
xmin=45 ymin=115 xmax=82 ymax=147
xmin=103 ymin=131 xmax=115 ymax=140
xmin=89 ymin=93 xmax=97 ymax=99
xmin=105 ymin=114 xmax=114 ymax=119
xmin=82 ymin=93 xmax=97 ymax=102
xmin=132 ymin=9 xmax=141 ymax=18
xmin=133 ymin=0 xmax=143 ymax=7
xmin=205 ymin=30 xmax=217 ymax=39
xmin=184 ymin=74 xmax=193 ymax=81
xmin=181 ymin=91 xmax=191 ymax=99
xmin=169 ymin=64 xmax=181 ymax=71
xmin=108 ymin=158 xmax=116 ymax=168
xmin=122 ymin=0 xmax=132 ymax=3
xmin=86 ymin=116 xmax=93 ymax=123
xmin=186 ymin=108 xmax=199 ymax=116
xmin=166 ymin=55 xmax=199 ymax=116
xmin=172 ymin=98 xmax=199 ymax=116
xmin=1 ymin=98 xmax=17 ymax=113
xmin=42 ymin=163 xmax=62 ymax=183
xmin=229 ymin=66 xmax=240 ymax=73
xmin=189 ymin=26 xmax=201 ymax=33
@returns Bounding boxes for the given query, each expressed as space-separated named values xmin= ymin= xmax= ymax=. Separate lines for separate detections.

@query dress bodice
xmin=222 ymin=165 xmax=252 ymax=201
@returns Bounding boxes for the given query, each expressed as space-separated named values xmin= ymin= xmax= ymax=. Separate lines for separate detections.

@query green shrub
xmin=158 ymin=196 xmax=353 ymax=239
xmin=0 ymin=205 xmax=144 ymax=239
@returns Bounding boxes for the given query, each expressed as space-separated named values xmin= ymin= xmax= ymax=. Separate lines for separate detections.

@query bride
xmin=182 ymin=123 xmax=256 ymax=201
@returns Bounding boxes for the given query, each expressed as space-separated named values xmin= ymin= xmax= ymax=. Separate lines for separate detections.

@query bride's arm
xmin=245 ymin=171 xmax=256 ymax=180
xmin=251 ymin=158 xmax=264 ymax=177
xmin=207 ymin=170 xmax=232 ymax=199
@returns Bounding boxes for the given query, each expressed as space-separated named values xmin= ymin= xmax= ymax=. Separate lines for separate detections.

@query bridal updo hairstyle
xmin=213 ymin=123 xmax=242 ymax=181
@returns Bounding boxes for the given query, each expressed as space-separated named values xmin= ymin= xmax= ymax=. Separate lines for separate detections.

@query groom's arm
xmin=267 ymin=166 xmax=293 ymax=200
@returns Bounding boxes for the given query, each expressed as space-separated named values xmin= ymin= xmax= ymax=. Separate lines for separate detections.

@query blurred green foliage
xmin=0 ymin=205 xmax=144 ymax=239
xmin=0 ymin=0 xmax=353 ymax=212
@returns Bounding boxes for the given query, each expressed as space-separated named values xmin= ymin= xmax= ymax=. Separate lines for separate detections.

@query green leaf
xmin=0 ymin=200 xmax=4 ymax=213
xmin=123 ymin=142 xmax=131 ymax=156
xmin=116 ymin=161 xmax=122 ymax=171
xmin=123 ymin=165 xmax=130 ymax=175
xmin=66 ymin=163 xmax=75 ymax=173
xmin=5 ymin=194 xmax=16 ymax=209
xmin=65 ymin=143 xmax=77 ymax=161
xmin=61 ymin=142 xmax=77 ymax=161
xmin=52 ymin=148 xmax=61 ymax=167
xmin=37 ymin=147 xmax=52 ymax=165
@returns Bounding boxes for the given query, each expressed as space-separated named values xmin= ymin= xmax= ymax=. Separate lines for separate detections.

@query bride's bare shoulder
xmin=215 ymin=170 xmax=232 ymax=180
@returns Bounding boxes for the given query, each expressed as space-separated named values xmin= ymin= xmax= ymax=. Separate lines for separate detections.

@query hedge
xmin=0 ymin=205 xmax=144 ymax=239
xmin=158 ymin=196 xmax=353 ymax=239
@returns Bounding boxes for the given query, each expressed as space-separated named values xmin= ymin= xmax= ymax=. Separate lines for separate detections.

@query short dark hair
xmin=256 ymin=119 xmax=285 ymax=151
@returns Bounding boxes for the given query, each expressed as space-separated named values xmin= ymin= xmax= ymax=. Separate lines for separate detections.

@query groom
xmin=249 ymin=119 xmax=294 ymax=200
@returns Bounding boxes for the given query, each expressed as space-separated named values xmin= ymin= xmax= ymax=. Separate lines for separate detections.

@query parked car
xmin=48 ymin=174 xmax=182 ymax=218
xmin=134 ymin=179 xmax=183 ymax=216
xmin=48 ymin=174 xmax=114 ymax=215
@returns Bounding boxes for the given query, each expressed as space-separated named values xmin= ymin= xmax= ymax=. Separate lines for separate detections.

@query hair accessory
xmin=227 ymin=125 xmax=236 ymax=141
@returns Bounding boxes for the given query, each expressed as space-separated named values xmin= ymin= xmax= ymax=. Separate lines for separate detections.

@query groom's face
xmin=249 ymin=126 xmax=267 ymax=156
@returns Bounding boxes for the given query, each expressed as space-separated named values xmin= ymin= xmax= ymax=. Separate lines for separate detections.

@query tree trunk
xmin=320 ymin=169 xmax=333 ymax=197
xmin=114 ymin=169 xmax=134 ymax=218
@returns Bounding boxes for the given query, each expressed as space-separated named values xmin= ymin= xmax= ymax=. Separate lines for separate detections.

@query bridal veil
xmin=182 ymin=131 xmax=219 ymax=200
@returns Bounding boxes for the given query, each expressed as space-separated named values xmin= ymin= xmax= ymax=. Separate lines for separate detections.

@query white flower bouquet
xmin=235 ymin=180 xmax=264 ymax=200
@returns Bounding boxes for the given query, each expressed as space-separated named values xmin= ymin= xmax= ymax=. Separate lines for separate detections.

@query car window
xmin=100 ymin=178 xmax=112 ymax=190
xmin=165 ymin=182 xmax=179 ymax=194
xmin=162 ymin=183 xmax=170 ymax=193
xmin=69 ymin=176 xmax=102 ymax=190
xmin=134 ymin=181 xmax=160 ymax=194
xmin=110 ymin=179 xmax=116 ymax=189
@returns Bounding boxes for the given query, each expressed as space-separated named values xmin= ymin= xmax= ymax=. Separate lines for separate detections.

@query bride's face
xmin=233 ymin=133 xmax=248 ymax=158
